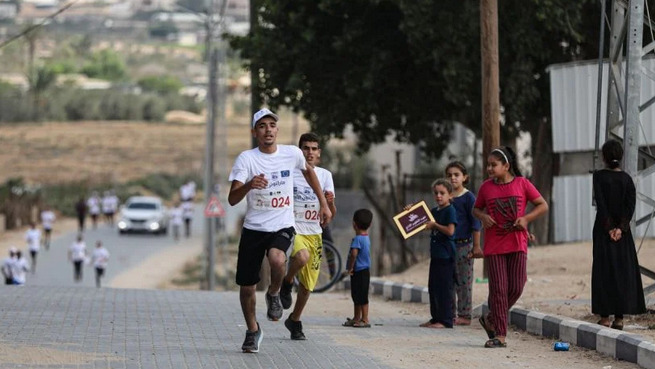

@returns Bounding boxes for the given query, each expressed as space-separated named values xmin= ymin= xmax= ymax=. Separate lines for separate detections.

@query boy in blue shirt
xmin=344 ymin=209 xmax=373 ymax=328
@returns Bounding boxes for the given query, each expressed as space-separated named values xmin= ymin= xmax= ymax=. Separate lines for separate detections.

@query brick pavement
xmin=0 ymin=287 xmax=393 ymax=369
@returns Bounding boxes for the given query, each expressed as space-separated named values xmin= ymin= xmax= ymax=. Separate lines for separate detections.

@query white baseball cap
xmin=252 ymin=108 xmax=279 ymax=128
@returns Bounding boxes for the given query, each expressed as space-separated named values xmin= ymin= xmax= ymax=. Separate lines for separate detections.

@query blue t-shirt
xmin=430 ymin=205 xmax=457 ymax=259
xmin=350 ymin=234 xmax=371 ymax=272
xmin=451 ymin=190 xmax=481 ymax=240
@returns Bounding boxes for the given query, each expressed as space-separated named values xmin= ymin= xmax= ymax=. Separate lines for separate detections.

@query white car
xmin=117 ymin=196 xmax=169 ymax=235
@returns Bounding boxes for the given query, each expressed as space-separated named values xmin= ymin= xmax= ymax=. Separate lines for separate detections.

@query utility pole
xmin=250 ymin=0 xmax=261 ymax=149
xmin=202 ymin=0 xmax=228 ymax=291
xmin=480 ymin=0 xmax=500 ymax=278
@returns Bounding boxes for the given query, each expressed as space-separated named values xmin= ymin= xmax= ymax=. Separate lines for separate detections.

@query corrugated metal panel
xmin=553 ymin=175 xmax=594 ymax=243
xmin=553 ymin=173 xmax=655 ymax=243
xmin=549 ymin=59 xmax=655 ymax=153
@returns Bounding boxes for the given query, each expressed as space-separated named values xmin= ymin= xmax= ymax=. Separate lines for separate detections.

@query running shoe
xmin=280 ymin=280 xmax=293 ymax=309
xmin=241 ymin=323 xmax=263 ymax=353
xmin=265 ymin=292 xmax=283 ymax=321
xmin=284 ymin=317 xmax=307 ymax=340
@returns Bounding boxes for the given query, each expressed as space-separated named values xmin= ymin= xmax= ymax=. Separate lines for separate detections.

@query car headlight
xmin=149 ymin=222 xmax=160 ymax=231
xmin=118 ymin=221 xmax=127 ymax=229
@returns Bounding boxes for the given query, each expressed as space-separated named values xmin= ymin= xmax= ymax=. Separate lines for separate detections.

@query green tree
xmin=231 ymin=0 xmax=600 ymax=242
xmin=81 ymin=49 xmax=127 ymax=81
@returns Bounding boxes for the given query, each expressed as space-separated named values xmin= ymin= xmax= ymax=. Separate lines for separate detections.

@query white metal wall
xmin=553 ymin=174 xmax=655 ymax=243
xmin=549 ymin=59 xmax=655 ymax=153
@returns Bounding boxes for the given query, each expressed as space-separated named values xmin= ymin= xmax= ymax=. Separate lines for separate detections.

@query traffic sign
xmin=204 ymin=196 xmax=225 ymax=217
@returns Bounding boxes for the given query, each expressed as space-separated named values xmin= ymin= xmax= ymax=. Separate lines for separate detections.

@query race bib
xmin=294 ymin=200 xmax=320 ymax=222
xmin=253 ymin=191 xmax=291 ymax=210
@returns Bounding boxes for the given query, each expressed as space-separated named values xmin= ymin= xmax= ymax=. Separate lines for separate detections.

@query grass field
xmin=0 ymin=114 xmax=309 ymax=185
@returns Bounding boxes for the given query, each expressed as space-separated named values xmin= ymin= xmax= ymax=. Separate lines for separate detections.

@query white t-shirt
xmin=2 ymin=257 xmax=15 ymax=279
xmin=293 ymin=166 xmax=334 ymax=235
xmin=170 ymin=207 xmax=184 ymax=226
xmin=102 ymin=195 xmax=118 ymax=213
xmin=41 ymin=211 xmax=55 ymax=230
xmin=69 ymin=241 xmax=87 ymax=262
xmin=11 ymin=257 xmax=29 ymax=284
xmin=182 ymin=202 xmax=194 ymax=220
xmin=92 ymin=248 xmax=110 ymax=269
xmin=229 ymin=145 xmax=307 ymax=232
xmin=25 ymin=229 xmax=41 ymax=252
xmin=87 ymin=197 xmax=101 ymax=215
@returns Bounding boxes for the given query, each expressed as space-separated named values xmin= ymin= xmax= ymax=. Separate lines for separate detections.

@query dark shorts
xmin=44 ymin=228 xmax=52 ymax=235
xmin=235 ymin=226 xmax=295 ymax=286
xmin=95 ymin=267 xmax=105 ymax=277
xmin=350 ymin=268 xmax=370 ymax=305
xmin=30 ymin=250 xmax=37 ymax=259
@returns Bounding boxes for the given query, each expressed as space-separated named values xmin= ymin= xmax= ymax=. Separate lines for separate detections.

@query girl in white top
xmin=11 ymin=250 xmax=29 ymax=285
xmin=169 ymin=204 xmax=184 ymax=241
xmin=87 ymin=193 xmax=101 ymax=229
xmin=68 ymin=234 xmax=87 ymax=282
xmin=40 ymin=208 xmax=55 ymax=250
xmin=25 ymin=223 xmax=40 ymax=273
xmin=91 ymin=241 xmax=110 ymax=288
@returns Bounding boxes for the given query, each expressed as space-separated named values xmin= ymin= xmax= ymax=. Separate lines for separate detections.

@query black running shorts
xmin=235 ymin=226 xmax=295 ymax=286
xmin=350 ymin=268 xmax=370 ymax=305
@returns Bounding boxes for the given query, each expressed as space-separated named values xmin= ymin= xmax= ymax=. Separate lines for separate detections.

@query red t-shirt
xmin=474 ymin=177 xmax=542 ymax=256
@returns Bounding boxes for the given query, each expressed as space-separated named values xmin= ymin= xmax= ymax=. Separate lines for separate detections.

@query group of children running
xmin=405 ymin=146 xmax=548 ymax=348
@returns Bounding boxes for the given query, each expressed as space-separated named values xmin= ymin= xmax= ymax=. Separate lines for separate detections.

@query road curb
xmin=337 ymin=277 xmax=655 ymax=369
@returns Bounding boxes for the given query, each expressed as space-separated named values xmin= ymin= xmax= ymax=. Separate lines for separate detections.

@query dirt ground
xmin=382 ymin=240 xmax=655 ymax=341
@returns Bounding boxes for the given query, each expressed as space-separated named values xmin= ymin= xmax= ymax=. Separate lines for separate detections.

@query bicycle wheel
xmin=313 ymin=239 xmax=342 ymax=293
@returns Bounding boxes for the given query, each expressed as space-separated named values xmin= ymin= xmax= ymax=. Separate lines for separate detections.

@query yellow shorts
xmin=291 ymin=234 xmax=322 ymax=292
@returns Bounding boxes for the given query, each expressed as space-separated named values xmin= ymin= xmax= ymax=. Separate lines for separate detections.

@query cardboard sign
xmin=392 ymin=200 xmax=435 ymax=239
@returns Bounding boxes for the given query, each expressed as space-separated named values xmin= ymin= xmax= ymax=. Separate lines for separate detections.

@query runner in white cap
xmin=228 ymin=108 xmax=332 ymax=353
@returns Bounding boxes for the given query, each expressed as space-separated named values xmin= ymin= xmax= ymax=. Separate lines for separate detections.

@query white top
xmin=40 ymin=210 xmax=56 ymax=230
xmin=87 ymin=197 xmax=101 ymax=215
xmin=92 ymin=248 xmax=110 ymax=269
xmin=11 ymin=257 xmax=29 ymax=284
xmin=69 ymin=241 xmax=87 ymax=261
xmin=180 ymin=182 xmax=196 ymax=201
xmin=170 ymin=207 xmax=184 ymax=226
xmin=182 ymin=202 xmax=194 ymax=220
xmin=2 ymin=257 xmax=15 ymax=279
xmin=229 ymin=145 xmax=307 ymax=232
xmin=102 ymin=195 xmax=119 ymax=213
xmin=293 ymin=166 xmax=334 ymax=235
xmin=25 ymin=229 xmax=41 ymax=252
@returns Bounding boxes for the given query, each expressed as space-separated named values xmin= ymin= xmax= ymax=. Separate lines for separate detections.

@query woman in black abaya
xmin=592 ymin=139 xmax=646 ymax=330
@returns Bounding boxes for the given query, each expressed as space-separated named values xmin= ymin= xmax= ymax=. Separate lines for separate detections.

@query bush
xmin=138 ymin=75 xmax=183 ymax=95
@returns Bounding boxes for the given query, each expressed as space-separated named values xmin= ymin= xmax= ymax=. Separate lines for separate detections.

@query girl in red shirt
xmin=472 ymin=146 xmax=548 ymax=348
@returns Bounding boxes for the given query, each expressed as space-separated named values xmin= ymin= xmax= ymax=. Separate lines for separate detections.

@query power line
xmin=0 ymin=0 xmax=79 ymax=50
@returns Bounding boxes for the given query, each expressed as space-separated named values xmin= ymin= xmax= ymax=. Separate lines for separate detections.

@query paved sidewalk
xmin=0 ymin=286 xmax=639 ymax=369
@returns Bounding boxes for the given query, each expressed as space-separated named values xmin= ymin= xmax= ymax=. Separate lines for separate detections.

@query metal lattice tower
xmin=597 ymin=0 xmax=655 ymax=296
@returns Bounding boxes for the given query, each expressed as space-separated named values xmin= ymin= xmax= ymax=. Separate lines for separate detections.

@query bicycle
xmin=293 ymin=239 xmax=344 ymax=293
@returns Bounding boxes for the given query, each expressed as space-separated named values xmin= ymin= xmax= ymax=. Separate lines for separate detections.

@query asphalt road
xmin=27 ymin=204 xmax=204 ymax=288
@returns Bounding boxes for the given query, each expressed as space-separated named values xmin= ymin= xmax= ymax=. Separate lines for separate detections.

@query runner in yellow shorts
xmin=280 ymin=133 xmax=336 ymax=341
xmin=291 ymin=234 xmax=323 ymax=291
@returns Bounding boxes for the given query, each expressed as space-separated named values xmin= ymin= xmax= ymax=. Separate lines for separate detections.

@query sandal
xmin=455 ymin=317 xmax=471 ymax=326
xmin=342 ymin=318 xmax=357 ymax=327
xmin=353 ymin=321 xmax=371 ymax=328
xmin=596 ymin=319 xmax=611 ymax=328
xmin=484 ymin=338 xmax=507 ymax=348
xmin=611 ymin=321 xmax=624 ymax=330
xmin=479 ymin=316 xmax=496 ymax=339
